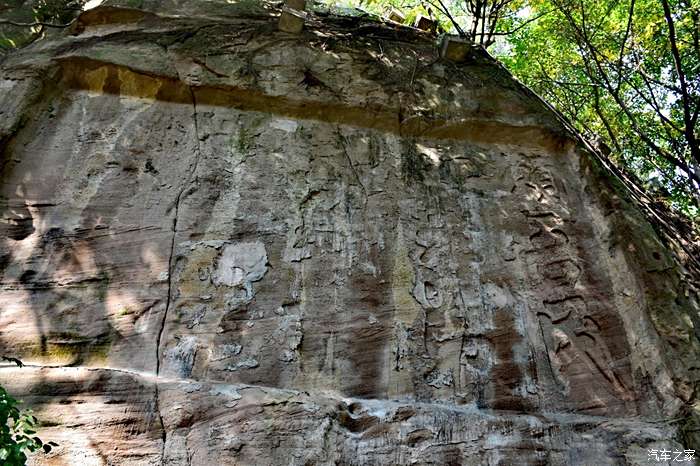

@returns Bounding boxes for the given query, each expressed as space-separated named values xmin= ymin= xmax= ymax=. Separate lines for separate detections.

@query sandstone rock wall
xmin=0 ymin=2 xmax=698 ymax=464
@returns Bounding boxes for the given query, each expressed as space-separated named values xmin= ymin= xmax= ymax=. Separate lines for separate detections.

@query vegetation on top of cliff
xmin=0 ymin=0 xmax=85 ymax=52
xmin=338 ymin=0 xmax=699 ymax=222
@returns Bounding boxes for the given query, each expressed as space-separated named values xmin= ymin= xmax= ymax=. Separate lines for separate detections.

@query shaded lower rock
xmin=0 ymin=366 xmax=683 ymax=466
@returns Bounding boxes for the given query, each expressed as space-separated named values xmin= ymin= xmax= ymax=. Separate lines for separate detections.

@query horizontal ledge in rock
xmin=0 ymin=365 xmax=678 ymax=426
xmin=72 ymin=6 xmax=159 ymax=33
xmin=56 ymin=55 xmax=571 ymax=151
xmin=72 ymin=5 xmax=274 ymax=32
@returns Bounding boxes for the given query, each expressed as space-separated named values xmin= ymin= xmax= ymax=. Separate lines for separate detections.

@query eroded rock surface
xmin=0 ymin=2 xmax=699 ymax=465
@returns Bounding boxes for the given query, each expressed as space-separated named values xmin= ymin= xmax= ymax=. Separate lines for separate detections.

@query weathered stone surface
xmin=0 ymin=2 xmax=698 ymax=464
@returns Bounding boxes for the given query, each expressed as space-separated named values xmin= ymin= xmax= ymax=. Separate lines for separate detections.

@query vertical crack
xmin=154 ymin=85 xmax=203 ymax=461
xmin=336 ymin=127 xmax=367 ymax=200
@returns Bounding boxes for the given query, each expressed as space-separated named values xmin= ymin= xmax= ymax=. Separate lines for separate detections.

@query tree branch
xmin=615 ymin=0 xmax=635 ymax=92
xmin=661 ymin=0 xmax=700 ymax=167
xmin=429 ymin=0 xmax=466 ymax=36
xmin=0 ymin=19 xmax=72 ymax=28
xmin=488 ymin=10 xmax=553 ymax=36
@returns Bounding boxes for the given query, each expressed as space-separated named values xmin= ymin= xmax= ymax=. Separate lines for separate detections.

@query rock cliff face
xmin=1 ymin=2 xmax=699 ymax=465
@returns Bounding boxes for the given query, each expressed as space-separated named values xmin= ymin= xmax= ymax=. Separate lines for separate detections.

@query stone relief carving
xmin=516 ymin=160 xmax=635 ymax=412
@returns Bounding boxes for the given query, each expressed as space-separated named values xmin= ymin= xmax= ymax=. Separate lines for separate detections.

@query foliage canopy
xmin=504 ymin=0 xmax=699 ymax=218
xmin=340 ymin=0 xmax=700 ymax=219
xmin=0 ymin=0 xmax=85 ymax=52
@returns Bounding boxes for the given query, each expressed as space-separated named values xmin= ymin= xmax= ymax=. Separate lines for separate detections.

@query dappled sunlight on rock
xmin=0 ymin=1 xmax=697 ymax=464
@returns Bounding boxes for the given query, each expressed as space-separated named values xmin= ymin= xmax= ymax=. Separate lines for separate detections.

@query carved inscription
xmin=514 ymin=161 xmax=634 ymax=412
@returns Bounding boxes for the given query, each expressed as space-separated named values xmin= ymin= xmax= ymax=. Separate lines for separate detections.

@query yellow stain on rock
xmin=118 ymin=68 xmax=162 ymax=100
xmin=83 ymin=65 xmax=109 ymax=94
xmin=57 ymin=56 xmax=572 ymax=152
xmin=387 ymin=223 xmax=419 ymax=397
xmin=391 ymin=224 xmax=419 ymax=326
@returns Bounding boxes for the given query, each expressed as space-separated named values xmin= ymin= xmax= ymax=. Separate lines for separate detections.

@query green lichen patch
xmin=22 ymin=330 xmax=116 ymax=366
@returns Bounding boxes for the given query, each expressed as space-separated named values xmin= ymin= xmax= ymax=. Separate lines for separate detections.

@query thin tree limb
xmin=431 ymin=0 xmax=466 ymax=36
xmin=615 ymin=0 xmax=635 ymax=92
xmin=0 ymin=19 xmax=73 ymax=28
xmin=661 ymin=0 xmax=700 ymax=167
xmin=488 ymin=10 xmax=553 ymax=36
